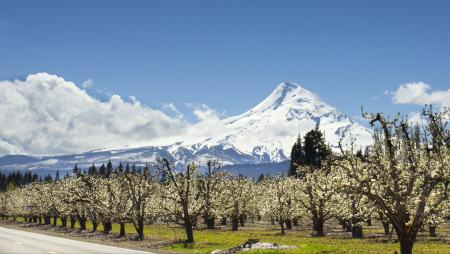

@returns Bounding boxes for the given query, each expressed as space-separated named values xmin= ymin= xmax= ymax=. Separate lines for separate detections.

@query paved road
xmin=0 ymin=226 xmax=155 ymax=254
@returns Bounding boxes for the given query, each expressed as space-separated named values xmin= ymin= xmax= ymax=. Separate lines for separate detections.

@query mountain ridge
xmin=0 ymin=82 xmax=373 ymax=174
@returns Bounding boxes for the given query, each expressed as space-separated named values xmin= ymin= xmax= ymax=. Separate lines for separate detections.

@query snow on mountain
xmin=0 ymin=83 xmax=373 ymax=173
xmin=169 ymin=82 xmax=372 ymax=164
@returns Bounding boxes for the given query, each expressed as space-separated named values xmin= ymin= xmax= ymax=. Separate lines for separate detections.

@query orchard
xmin=0 ymin=107 xmax=448 ymax=254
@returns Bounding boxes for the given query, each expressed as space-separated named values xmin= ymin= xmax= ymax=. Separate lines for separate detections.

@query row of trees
xmin=0 ymin=171 xmax=40 ymax=192
xmin=0 ymin=107 xmax=448 ymax=254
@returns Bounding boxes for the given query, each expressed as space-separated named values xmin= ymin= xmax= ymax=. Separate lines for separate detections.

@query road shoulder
xmin=0 ymin=220 xmax=174 ymax=254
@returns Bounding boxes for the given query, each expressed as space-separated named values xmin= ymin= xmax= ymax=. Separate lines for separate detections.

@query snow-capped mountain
xmin=169 ymin=83 xmax=372 ymax=165
xmin=0 ymin=83 xmax=372 ymax=175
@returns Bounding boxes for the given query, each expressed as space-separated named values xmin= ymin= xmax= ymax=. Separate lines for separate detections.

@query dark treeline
xmin=0 ymin=160 xmax=143 ymax=192
xmin=0 ymin=171 xmax=40 ymax=192
xmin=73 ymin=161 xmax=144 ymax=177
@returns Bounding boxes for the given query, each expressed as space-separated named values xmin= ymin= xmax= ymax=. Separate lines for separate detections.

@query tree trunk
xmin=53 ymin=216 xmax=58 ymax=226
xmin=231 ymin=215 xmax=239 ymax=231
xmin=285 ymin=219 xmax=293 ymax=230
xmin=92 ymin=220 xmax=98 ymax=232
xmin=205 ymin=216 xmax=215 ymax=229
xmin=119 ymin=222 xmax=126 ymax=237
xmin=279 ymin=219 xmax=285 ymax=235
xmin=293 ymin=217 xmax=299 ymax=226
xmin=61 ymin=217 xmax=67 ymax=228
xmin=239 ymin=214 xmax=245 ymax=227
xmin=352 ymin=224 xmax=363 ymax=238
xmin=103 ymin=221 xmax=112 ymax=234
xmin=366 ymin=217 xmax=372 ymax=226
xmin=395 ymin=226 xmax=416 ymax=254
xmin=382 ymin=221 xmax=390 ymax=236
xmin=44 ymin=216 xmax=51 ymax=225
xmin=313 ymin=218 xmax=325 ymax=237
xmin=351 ymin=215 xmax=363 ymax=238
xmin=184 ymin=220 xmax=194 ymax=243
xmin=181 ymin=202 xmax=194 ymax=243
xmin=70 ymin=216 xmax=76 ymax=229
xmin=78 ymin=216 xmax=86 ymax=231
xmin=429 ymin=225 xmax=437 ymax=237
xmin=136 ymin=218 xmax=144 ymax=241
xmin=346 ymin=222 xmax=352 ymax=232
xmin=220 ymin=217 xmax=227 ymax=226
xmin=38 ymin=217 xmax=42 ymax=224
xmin=399 ymin=237 xmax=414 ymax=254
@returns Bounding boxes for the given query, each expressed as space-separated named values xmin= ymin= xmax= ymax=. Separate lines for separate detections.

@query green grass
xmin=7 ymin=217 xmax=450 ymax=253
xmin=161 ymin=229 xmax=449 ymax=254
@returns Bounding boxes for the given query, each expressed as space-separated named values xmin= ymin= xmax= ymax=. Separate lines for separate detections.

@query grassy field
xmin=4 ymin=217 xmax=450 ymax=253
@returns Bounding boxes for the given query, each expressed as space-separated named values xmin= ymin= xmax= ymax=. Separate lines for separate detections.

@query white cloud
xmin=162 ymin=102 xmax=182 ymax=118
xmin=185 ymin=103 xmax=221 ymax=122
xmin=81 ymin=78 xmax=94 ymax=89
xmin=392 ymin=82 xmax=450 ymax=107
xmin=371 ymin=90 xmax=390 ymax=101
xmin=183 ymin=103 xmax=232 ymax=140
xmin=0 ymin=73 xmax=238 ymax=157
xmin=0 ymin=73 xmax=196 ymax=156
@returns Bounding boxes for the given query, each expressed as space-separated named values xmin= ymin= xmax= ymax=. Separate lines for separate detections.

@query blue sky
xmin=1 ymin=0 xmax=449 ymax=119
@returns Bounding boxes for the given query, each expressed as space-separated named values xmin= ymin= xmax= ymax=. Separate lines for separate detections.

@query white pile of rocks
xmin=211 ymin=239 xmax=296 ymax=254
xmin=242 ymin=242 xmax=295 ymax=251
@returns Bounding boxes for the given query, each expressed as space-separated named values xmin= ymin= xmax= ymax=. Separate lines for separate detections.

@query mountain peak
xmin=250 ymin=82 xmax=317 ymax=112
xmin=274 ymin=82 xmax=315 ymax=98
xmin=274 ymin=82 xmax=301 ymax=92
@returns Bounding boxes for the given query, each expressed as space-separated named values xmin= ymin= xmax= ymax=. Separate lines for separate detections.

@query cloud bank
xmin=0 ymin=73 xmax=223 ymax=156
xmin=392 ymin=82 xmax=450 ymax=107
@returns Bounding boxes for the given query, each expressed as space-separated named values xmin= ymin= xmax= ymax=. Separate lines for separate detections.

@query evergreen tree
xmin=73 ymin=164 xmax=80 ymax=175
xmin=44 ymin=174 xmax=53 ymax=182
xmin=88 ymin=163 xmax=98 ymax=175
xmin=302 ymin=125 xmax=330 ymax=169
xmin=257 ymin=173 xmax=268 ymax=182
xmin=289 ymin=126 xmax=331 ymax=177
xmin=288 ymin=134 xmax=303 ymax=176
xmin=116 ymin=162 xmax=124 ymax=173
xmin=99 ymin=163 xmax=107 ymax=176
xmin=106 ymin=160 xmax=113 ymax=177
xmin=0 ymin=174 xmax=5 ymax=191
